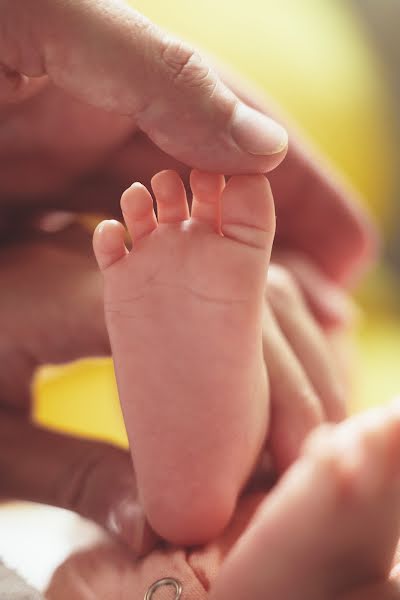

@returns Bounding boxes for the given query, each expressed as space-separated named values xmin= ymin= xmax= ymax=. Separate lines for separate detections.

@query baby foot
xmin=211 ymin=400 xmax=400 ymax=600
xmin=93 ymin=170 xmax=275 ymax=545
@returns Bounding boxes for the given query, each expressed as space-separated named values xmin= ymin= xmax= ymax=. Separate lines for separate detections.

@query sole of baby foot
xmin=93 ymin=169 xmax=275 ymax=545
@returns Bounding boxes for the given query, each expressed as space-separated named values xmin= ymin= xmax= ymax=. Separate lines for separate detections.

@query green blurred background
xmin=34 ymin=0 xmax=400 ymax=445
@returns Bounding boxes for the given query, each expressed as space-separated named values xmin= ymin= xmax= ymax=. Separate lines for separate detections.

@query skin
xmin=211 ymin=401 xmax=400 ymax=600
xmin=92 ymin=170 xmax=346 ymax=544
xmin=0 ymin=0 xmax=375 ymax=283
xmin=45 ymin=543 xmax=400 ymax=600
xmin=45 ymin=404 xmax=400 ymax=600
xmin=0 ymin=215 xmax=345 ymax=550
xmin=0 ymin=0 xmax=376 ymax=560
xmin=94 ymin=171 xmax=274 ymax=544
xmin=210 ymin=402 xmax=400 ymax=600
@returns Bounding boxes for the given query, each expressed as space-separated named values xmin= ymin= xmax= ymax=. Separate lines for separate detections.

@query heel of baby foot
xmin=144 ymin=486 xmax=236 ymax=546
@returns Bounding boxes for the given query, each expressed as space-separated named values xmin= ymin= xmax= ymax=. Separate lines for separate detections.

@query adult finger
xmin=0 ymin=0 xmax=287 ymax=174
xmin=267 ymin=264 xmax=346 ymax=422
xmin=270 ymin=142 xmax=379 ymax=284
xmin=0 ymin=411 xmax=158 ymax=556
xmin=262 ymin=302 xmax=324 ymax=472
xmin=273 ymin=251 xmax=361 ymax=328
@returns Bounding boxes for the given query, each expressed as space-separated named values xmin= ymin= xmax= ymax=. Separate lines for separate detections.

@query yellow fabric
xmin=34 ymin=359 xmax=128 ymax=447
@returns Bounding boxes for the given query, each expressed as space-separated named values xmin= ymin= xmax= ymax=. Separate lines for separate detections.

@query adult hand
xmin=0 ymin=0 xmax=375 ymax=290
xmin=0 ymin=0 xmax=286 ymax=194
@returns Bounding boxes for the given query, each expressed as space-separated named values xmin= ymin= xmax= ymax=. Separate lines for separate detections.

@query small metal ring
xmin=144 ymin=577 xmax=183 ymax=599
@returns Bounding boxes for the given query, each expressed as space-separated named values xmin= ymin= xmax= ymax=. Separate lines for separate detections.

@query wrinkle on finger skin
xmin=160 ymin=39 xmax=213 ymax=90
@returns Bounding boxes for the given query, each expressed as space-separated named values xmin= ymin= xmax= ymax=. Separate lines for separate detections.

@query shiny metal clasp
xmin=144 ymin=578 xmax=183 ymax=599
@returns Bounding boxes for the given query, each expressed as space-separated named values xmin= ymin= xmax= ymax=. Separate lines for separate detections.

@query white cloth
xmin=0 ymin=561 xmax=43 ymax=599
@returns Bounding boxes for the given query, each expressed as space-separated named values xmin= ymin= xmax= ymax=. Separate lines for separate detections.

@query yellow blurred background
xmin=34 ymin=0 xmax=400 ymax=448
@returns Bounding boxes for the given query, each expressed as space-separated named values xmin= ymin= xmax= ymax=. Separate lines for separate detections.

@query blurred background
xmin=34 ymin=0 xmax=400 ymax=447
xmin=1 ymin=0 xmax=399 ymax=592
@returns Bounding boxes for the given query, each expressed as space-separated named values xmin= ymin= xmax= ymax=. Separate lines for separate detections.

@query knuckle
xmin=160 ymin=38 xmax=212 ymax=89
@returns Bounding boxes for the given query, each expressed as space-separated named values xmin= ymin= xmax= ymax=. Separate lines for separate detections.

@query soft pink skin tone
xmin=47 ymin=403 xmax=400 ymax=600
xmin=0 ymin=217 xmax=344 ymax=551
xmin=94 ymin=170 xmax=274 ymax=544
xmin=0 ymin=0 xmax=375 ymax=553
xmin=211 ymin=400 xmax=400 ymax=600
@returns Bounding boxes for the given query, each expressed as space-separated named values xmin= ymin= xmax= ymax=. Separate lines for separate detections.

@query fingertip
xmin=137 ymin=40 xmax=288 ymax=174
xmin=230 ymin=103 xmax=288 ymax=157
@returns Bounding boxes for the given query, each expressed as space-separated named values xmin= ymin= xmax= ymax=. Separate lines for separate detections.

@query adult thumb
xmin=0 ymin=0 xmax=288 ymax=173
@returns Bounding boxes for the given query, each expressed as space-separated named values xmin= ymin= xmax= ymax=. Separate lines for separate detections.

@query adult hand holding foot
xmin=0 ymin=0 xmax=287 ymax=186
xmin=0 ymin=0 xmax=378 ymax=572
xmin=0 ymin=0 xmax=374 ymax=287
